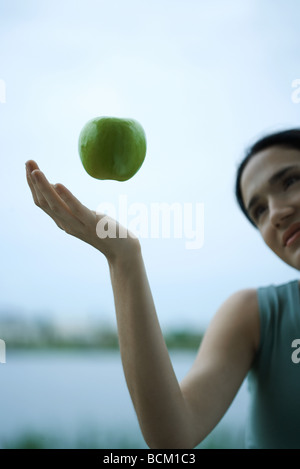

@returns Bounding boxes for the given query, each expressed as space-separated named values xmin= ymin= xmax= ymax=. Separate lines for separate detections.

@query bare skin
xmin=26 ymin=159 xmax=260 ymax=449
xmin=241 ymin=145 xmax=300 ymax=271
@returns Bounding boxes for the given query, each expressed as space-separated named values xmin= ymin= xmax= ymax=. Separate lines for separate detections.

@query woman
xmin=25 ymin=128 xmax=300 ymax=449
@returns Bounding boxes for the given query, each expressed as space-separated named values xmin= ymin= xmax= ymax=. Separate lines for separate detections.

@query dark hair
xmin=235 ymin=128 xmax=300 ymax=228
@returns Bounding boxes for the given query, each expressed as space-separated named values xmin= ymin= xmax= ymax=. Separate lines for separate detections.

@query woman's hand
xmin=25 ymin=160 xmax=140 ymax=263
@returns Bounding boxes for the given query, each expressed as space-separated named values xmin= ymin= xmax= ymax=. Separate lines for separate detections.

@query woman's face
xmin=241 ymin=145 xmax=300 ymax=271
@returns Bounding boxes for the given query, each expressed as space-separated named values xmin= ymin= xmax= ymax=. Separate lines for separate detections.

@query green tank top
xmin=245 ymin=279 xmax=300 ymax=449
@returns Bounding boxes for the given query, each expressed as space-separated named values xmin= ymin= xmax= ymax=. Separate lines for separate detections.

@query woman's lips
xmin=286 ymin=229 xmax=300 ymax=247
xmin=283 ymin=222 xmax=300 ymax=247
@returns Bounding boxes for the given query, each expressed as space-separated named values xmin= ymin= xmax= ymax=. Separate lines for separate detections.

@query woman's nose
xmin=269 ymin=200 xmax=295 ymax=227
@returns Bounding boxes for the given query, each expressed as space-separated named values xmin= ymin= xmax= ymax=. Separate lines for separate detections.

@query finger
xmin=26 ymin=166 xmax=65 ymax=230
xmin=53 ymin=183 xmax=94 ymax=225
xmin=26 ymin=162 xmax=49 ymax=210
xmin=25 ymin=160 xmax=40 ymax=171
xmin=26 ymin=162 xmax=86 ymax=221
xmin=31 ymin=169 xmax=84 ymax=227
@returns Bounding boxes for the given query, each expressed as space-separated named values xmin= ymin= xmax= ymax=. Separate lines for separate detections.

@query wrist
xmin=107 ymin=237 xmax=142 ymax=272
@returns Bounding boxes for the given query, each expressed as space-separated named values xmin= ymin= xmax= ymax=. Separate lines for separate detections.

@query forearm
xmin=108 ymin=245 xmax=193 ymax=449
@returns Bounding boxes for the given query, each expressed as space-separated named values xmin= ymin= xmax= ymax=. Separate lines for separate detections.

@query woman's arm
xmin=109 ymin=251 xmax=195 ymax=449
xmin=111 ymin=251 xmax=259 ymax=448
xmin=25 ymin=160 xmax=259 ymax=449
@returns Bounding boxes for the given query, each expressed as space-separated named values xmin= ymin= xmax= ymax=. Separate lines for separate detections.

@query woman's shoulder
xmin=223 ymin=287 xmax=259 ymax=312
xmin=215 ymin=288 xmax=260 ymax=353
xmin=230 ymin=280 xmax=299 ymax=322
xmin=229 ymin=279 xmax=300 ymax=351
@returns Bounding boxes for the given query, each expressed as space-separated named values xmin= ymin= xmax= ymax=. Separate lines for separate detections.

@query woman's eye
xmin=284 ymin=175 xmax=300 ymax=189
xmin=253 ymin=205 xmax=266 ymax=221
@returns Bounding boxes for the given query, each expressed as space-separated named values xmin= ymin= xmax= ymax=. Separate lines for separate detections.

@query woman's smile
xmin=283 ymin=222 xmax=300 ymax=247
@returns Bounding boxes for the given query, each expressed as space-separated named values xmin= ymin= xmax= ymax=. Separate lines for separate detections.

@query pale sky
xmin=1 ymin=0 xmax=300 ymax=331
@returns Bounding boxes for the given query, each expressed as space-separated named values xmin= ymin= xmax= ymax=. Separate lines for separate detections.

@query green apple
xmin=78 ymin=116 xmax=147 ymax=181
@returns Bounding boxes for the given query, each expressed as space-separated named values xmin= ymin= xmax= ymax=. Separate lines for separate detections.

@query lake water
xmin=0 ymin=349 xmax=250 ymax=449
